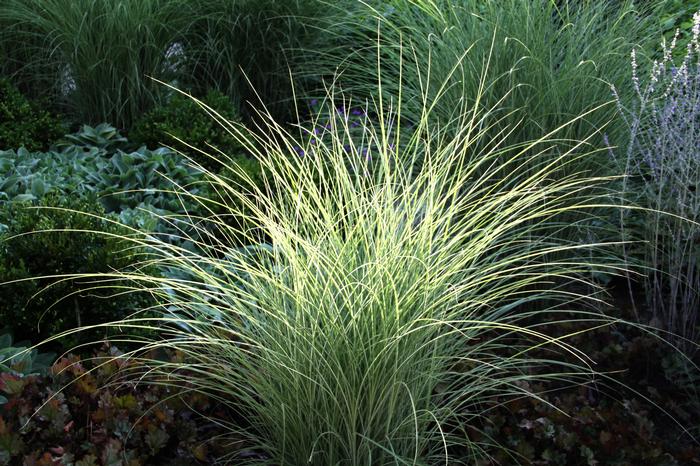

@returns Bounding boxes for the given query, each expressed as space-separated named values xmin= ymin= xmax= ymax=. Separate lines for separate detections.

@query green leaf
xmin=13 ymin=193 xmax=36 ymax=202
xmin=30 ymin=177 xmax=45 ymax=198
xmin=0 ymin=176 xmax=19 ymax=192
xmin=112 ymin=155 xmax=128 ymax=174
xmin=145 ymin=426 xmax=169 ymax=454
xmin=76 ymin=454 xmax=99 ymax=466
xmin=0 ymin=334 xmax=11 ymax=348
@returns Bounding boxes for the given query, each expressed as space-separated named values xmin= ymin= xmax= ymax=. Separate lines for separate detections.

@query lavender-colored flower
xmin=613 ymin=9 xmax=700 ymax=351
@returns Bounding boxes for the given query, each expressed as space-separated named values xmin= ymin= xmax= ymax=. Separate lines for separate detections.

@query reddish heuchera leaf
xmin=23 ymin=451 xmax=57 ymax=466
xmin=49 ymin=446 xmax=64 ymax=455
xmin=63 ymin=420 xmax=74 ymax=433
xmin=75 ymin=454 xmax=99 ymax=466
xmin=51 ymin=356 xmax=84 ymax=377
xmin=0 ymin=373 xmax=27 ymax=396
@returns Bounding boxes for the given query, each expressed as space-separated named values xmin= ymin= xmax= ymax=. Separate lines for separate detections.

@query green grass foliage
xmin=178 ymin=0 xmax=348 ymax=122
xmin=299 ymin=0 xmax=659 ymax=174
xmin=0 ymin=0 xmax=347 ymax=128
xmin=46 ymin=66 xmax=638 ymax=463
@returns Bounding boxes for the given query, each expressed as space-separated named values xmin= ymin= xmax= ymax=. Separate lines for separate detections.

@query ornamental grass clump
xmin=27 ymin=70 xmax=627 ymax=464
xmin=612 ymin=11 xmax=700 ymax=355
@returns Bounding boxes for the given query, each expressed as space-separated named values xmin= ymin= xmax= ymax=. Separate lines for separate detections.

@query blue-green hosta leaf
xmin=30 ymin=177 xmax=46 ymax=198
xmin=0 ymin=157 xmax=14 ymax=172
xmin=0 ymin=176 xmax=19 ymax=193
xmin=112 ymin=154 xmax=128 ymax=175
xmin=135 ymin=170 xmax=146 ymax=186
xmin=12 ymin=194 xmax=36 ymax=202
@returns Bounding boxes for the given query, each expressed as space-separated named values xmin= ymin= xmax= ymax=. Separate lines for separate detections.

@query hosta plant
xmin=0 ymin=124 xmax=213 ymax=246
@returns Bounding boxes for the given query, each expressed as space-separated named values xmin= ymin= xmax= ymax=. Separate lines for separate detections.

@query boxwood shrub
xmin=0 ymin=195 xmax=149 ymax=347
xmin=0 ymin=78 xmax=63 ymax=151
xmin=130 ymin=89 xmax=248 ymax=171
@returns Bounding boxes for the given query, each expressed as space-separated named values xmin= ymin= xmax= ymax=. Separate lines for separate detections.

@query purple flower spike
xmin=351 ymin=109 xmax=363 ymax=116
xmin=351 ymin=121 xmax=359 ymax=127
xmin=310 ymin=99 xmax=318 ymax=106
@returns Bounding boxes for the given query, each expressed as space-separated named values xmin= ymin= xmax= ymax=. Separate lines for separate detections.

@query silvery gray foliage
xmin=611 ymin=12 xmax=700 ymax=352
